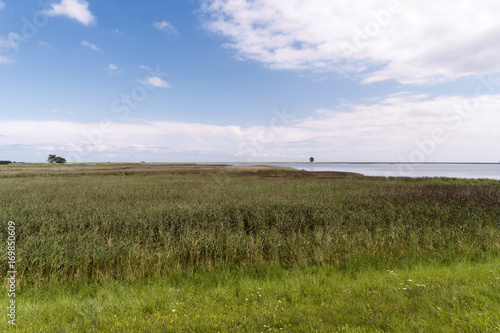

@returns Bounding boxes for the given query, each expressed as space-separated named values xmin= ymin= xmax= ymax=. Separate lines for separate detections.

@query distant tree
xmin=310 ymin=157 xmax=314 ymax=163
xmin=47 ymin=154 xmax=57 ymax=163
xmin=54 ymin=157 xmax=66 ymax=164
xmin=0 ymin=160 xmax=12 ymax=165
xmin=48 ymin=154 xmax=66 ymax=164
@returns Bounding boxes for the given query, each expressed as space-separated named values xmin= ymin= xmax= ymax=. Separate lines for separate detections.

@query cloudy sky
xmin=1 ymin=0 xmax=499 ymax=162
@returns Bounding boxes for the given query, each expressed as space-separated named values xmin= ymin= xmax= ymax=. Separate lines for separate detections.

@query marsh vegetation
xmin=0 ymin=164 xmax=498 ymax=331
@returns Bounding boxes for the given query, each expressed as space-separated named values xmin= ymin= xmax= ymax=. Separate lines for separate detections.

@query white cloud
xmin=2 ymin=92 xmax=500 ymax=162
xmin=0 ymin=1 xmax=5 ymax=10
xmin=0 ymin=55 xmax=13 ymax=64
xmin=138 ymin=76 xmax=170 ymax=88
xmin=105 ymin=63 xmax=121 ymax=74
xmin=201 ymin=0 xmax=500 ymax=84
xmin=44 ymin=0 xmax=96 ymax=26
xmin=81 ymin=40 xmax=101 ymax=52
xmin=152 ymin=21 xmax=178 ymax=34
xmin=38 ymin=41 xmax=51 ymax=48
xmin=0 ymin=33 xmax=20 ymax=50
xmin=0 ymin=32 xmax=21 ymax=64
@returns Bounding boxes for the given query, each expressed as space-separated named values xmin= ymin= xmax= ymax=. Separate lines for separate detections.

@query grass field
xmin=1 ymin=163 xmax=499 ymax=332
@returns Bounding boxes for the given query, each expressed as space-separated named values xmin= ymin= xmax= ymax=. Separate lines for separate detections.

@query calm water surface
xmin=225 ymin=163 xmax=500 ymax=180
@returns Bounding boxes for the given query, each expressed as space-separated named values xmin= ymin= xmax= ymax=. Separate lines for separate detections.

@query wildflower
xmin=407 ymin=279 xmax=412 ymax=282
xmin=172 ymin=309 xmax=176 ymax=312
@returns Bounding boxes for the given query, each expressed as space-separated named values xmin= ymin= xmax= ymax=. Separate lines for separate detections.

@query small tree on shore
xmin=55 ymin=157 xmax=66 ymax=164
xmin=48 ymin=154 xmax=66 ymax=164
xmin=310 ymin=157 xmax=314 ymax=163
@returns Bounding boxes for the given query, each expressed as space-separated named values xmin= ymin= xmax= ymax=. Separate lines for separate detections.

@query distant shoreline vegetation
xmin=201 ymin=161 xmax=500 ymax=165
xmin=0 ymin=160 xmax=13 ymax=165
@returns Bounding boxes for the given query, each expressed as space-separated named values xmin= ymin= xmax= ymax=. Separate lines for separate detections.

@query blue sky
xmin=1 ymin=0 xmax=499 ymax=162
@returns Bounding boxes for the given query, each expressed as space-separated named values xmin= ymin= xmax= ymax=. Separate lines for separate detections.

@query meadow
xmin=0 ymin=163 xmax=499 ymax=332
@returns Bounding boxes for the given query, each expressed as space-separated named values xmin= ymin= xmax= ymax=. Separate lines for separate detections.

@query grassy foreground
xmin=0 ymin=163 xmax=499 ymax=332
xmin=11 ymin=258 xmax=500 ymax=332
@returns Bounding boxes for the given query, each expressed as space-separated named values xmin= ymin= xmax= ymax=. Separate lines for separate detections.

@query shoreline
xmin=199 ymin=161 xmax=500 ymax=165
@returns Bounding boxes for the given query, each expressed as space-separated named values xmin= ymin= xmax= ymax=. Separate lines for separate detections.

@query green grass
xmin=7 ymin=258 xmax=500 ymax=332
xmin=0 ymin=163 xmax=499 ymax=331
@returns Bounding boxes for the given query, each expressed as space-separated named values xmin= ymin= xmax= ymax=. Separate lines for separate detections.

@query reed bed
xmin=0 ymin=164 xmax=498 ymax=286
